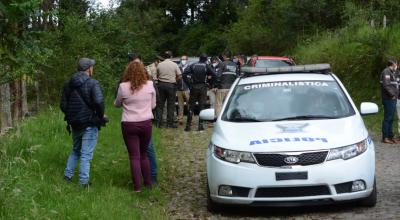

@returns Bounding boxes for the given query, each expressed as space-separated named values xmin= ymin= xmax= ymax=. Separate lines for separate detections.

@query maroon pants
xmin=121 ymin=120 xmax=152 ymax=191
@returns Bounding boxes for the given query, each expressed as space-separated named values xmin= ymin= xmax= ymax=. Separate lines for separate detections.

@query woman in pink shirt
xmin=114 ymin=61 xmax=156 ymax=192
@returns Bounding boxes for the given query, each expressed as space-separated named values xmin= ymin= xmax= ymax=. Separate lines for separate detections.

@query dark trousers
xmin=382 ymin=99 xmax=397 ymax=139
xmin=147 ymin=138 xmax=157 ymax=183
xmin=189 ymin=84 xmax=208 ymax=112
xmin=157 ymin=82 xmax=176 ymax=125
xmin=121 ymin=120 xmax=152 ymax=191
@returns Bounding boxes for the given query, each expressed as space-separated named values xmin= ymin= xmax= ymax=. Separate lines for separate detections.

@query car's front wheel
xmin=359 ymin=178 xmax=377 ymax=207
xmin=207 ymin=181 xmax=223 ymax=212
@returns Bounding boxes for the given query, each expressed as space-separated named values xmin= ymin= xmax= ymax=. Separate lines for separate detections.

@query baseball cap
xmin=78 ymin=58 xmax=96 ymax=71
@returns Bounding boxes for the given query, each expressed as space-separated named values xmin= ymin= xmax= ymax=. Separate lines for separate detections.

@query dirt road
xmin=159 ymin=121 xmax=400 ymax=219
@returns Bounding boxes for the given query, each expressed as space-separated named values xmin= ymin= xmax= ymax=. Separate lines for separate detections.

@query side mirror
xmin=360 ymin=102 xmax=378 ymax=116
xmin=199 ymin=108 xmax=215 ymax=121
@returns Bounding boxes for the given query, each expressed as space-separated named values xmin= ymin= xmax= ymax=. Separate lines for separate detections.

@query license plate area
xmin=276 ymin=172 xmax=308 ymax=181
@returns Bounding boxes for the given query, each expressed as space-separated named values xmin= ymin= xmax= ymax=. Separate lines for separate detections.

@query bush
xmin=293 ymin=24 xmax=389 ymax=105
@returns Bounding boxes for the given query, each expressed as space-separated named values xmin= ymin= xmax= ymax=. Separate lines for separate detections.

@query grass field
xmin=0 ymin=102 xmax=168 ymax=220
xmin=0 ymin=96 xmax=385 ymax=220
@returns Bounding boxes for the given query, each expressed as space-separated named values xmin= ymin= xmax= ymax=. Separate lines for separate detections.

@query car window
xmin=187 ymin=58 xmax=197 ymax=65
xmin=222 ymin=80 xmax=355 ymax=122
xmin=255 ymin=60 xmax=293 ymax=68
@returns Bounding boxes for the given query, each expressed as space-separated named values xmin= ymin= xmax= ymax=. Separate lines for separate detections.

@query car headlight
xmin=213 ymin=145 xmax=255 ymax=164
xmin=326 ymin=139 xmax=368 ymax=161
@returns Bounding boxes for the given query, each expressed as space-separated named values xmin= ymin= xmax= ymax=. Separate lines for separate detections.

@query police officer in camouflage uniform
xmin=183 ymin=53 xmax=216 ymax=131
xmin=381 ymin=59 xmax=398 ymax=144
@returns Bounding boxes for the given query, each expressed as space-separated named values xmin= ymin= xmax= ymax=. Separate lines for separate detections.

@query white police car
xmin=200 ymin=64 xmax=378 ymax=210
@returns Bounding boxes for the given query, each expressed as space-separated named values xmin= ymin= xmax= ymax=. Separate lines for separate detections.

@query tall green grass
xmin=0 ymin=102 xmax=167 ymax=220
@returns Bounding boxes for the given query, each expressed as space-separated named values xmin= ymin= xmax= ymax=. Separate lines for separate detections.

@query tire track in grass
xmin=160 ymin=118 xmax=211 ymax=219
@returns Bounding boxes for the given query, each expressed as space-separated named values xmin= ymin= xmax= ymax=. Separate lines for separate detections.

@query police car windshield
xmin=223 ymin=80 xmax=355 ymax=122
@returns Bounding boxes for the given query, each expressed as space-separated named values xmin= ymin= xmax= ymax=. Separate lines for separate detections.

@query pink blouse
xmin=114 ymin=81 xmax=156 ymax=122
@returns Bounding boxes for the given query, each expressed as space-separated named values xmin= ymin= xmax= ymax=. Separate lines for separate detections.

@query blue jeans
xmin=64 ymin=126 xmax=98 ymax=185
xmin=382 ymin=99 xmax=397 ymax=139
xmin=147 ymin=138 xmax=158 ymax=183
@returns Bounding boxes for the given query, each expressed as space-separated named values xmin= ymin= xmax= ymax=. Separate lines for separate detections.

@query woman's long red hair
xmin=122 ymin=61 xmax=148 ymax=93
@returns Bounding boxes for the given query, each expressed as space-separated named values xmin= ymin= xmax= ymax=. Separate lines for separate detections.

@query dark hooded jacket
xmin=380 ymin=67 xmax=398 ymax=100
xmin=215 ymin=60 xmax=238 ymax=89
xmin=60 ymin=72 xmax=105 ymax=130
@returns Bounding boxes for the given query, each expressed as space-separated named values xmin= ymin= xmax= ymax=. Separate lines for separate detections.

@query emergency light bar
xmin=241 ymin=64 xmax=331 ymax=77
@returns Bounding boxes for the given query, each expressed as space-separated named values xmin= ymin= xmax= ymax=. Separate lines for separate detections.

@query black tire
xmin=207 ymin=182 xmax=222 ymax=213
xmin=360 ymin=178 xmax=377 ymax=207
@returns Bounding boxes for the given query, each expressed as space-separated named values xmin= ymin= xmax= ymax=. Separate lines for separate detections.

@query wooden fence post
xmin=34 ymin=81 xmax=40 ymax=112
xmin=21 ymin=75 xmax=29 ymax=117
xmin=0 ymin=83 xmax=13 ymax=133
xmin=11 ymin=79 xmax=21 ymax=122
xmin=383 ymin=15 xmax=387 ymax=28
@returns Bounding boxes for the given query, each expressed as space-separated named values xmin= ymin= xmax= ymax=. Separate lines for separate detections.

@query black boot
xmin=198 ymin=118 xmax=204 ymax=131
xmin=155 ymin=120 xmax=162 ymax=128
xmin=185 ymin=111 xmax=193 ymax=132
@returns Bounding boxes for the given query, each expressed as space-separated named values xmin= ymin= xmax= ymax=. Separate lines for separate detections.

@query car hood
xmin=211 ymin=115 xmax=368 ymax=153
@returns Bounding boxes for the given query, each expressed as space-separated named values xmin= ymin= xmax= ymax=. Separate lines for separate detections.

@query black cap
xmin=78 ymin=58 xmax=95 ymax=71
xmin=199 ymin=53 xmax=208 ymax=62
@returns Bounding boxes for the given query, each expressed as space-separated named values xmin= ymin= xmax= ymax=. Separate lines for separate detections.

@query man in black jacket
xmin=183 ymin=53 xmax=216 ymax=131
xmin=60 ymin=58 xmax=105 ymax=187
xmin=381 ymin=59 xmax=399 ymax=144
xmin=214 ymin=50 xmax=238 ymax=118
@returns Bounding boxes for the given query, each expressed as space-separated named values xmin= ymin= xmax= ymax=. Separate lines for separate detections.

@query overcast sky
xmin=97 ymin=0 xmax=118 ymax=9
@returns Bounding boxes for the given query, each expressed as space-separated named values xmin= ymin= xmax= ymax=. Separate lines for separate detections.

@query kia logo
xmin=284 ymin=156 xmax=299 ymax=164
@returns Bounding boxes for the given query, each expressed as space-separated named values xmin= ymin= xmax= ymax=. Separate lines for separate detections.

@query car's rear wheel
xmin=359 ymin=178 xmax=377 ymax=207
xmin=207 ymin=181 xmax=222 ymax=212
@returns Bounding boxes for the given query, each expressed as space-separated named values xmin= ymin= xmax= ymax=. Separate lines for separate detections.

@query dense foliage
xmin=2 ymin=0 xmax=400 ymax=100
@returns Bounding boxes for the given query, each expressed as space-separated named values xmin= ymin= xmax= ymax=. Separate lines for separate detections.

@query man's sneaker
xmin=64 ymin=176 xmax=72 ymax=182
